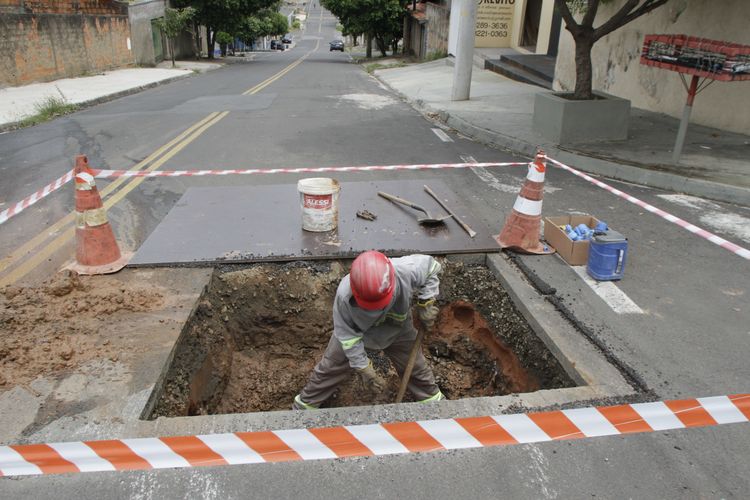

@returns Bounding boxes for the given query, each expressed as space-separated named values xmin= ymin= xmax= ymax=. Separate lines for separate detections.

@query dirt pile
xmin=0 ymin=270 xmax=164 ymax=388
xmin=150 ymin=259 xmax=574 ymax=417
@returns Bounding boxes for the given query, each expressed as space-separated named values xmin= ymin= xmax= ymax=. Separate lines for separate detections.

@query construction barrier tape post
xmin=544 ymin=156 xmax=750 ymax=261
xmin=0 ymin=394 xmax=747 ymax=477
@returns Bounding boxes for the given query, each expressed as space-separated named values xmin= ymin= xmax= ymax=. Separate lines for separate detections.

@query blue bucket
xmin=587 ymin=230 xmax=628 ymax=281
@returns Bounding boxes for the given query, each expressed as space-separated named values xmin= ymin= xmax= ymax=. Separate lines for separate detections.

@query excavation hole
xmin=451 ymin=303 xmax=475 ymax=326
xmin=147 ymin=259 xmax=576 ymax=418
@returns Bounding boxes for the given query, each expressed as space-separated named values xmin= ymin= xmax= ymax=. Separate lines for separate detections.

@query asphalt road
xmin=1 ymin=4 xmax=749 ymax=499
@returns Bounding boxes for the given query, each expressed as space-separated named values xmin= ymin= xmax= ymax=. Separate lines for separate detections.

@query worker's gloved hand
xmin=417 ymin=298 xmax=439 ymax=329
xmin=358 ymin=360 xmax=386 ymax=393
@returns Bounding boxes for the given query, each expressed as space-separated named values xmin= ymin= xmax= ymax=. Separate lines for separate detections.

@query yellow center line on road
xmin=0 ymin=112 xmax=221 ymax=275
xmin=0 ymin=45 xmax=319 ymax=286
xmin=0 ymin=111 xmax=228 ymax=288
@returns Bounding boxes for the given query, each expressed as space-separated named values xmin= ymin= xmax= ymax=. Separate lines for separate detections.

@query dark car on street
xmin=282 ymin=34 xmax=292 ymax=44
xmin=270 ymin=40 xmax=284 ymax=50
xmin=329 ymin=40 xmax=344 ymax=52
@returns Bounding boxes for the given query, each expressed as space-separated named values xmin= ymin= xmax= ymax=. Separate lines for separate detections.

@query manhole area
xmin=148 ymin=259 xmax=575 ymax=418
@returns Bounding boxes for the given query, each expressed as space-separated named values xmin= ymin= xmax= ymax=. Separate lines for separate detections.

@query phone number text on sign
xmin=475 ymin=1 xmax=515 ymax=48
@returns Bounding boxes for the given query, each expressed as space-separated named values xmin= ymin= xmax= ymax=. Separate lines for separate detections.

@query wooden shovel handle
xmin=395 ymin=327 xmax=426 ymax=403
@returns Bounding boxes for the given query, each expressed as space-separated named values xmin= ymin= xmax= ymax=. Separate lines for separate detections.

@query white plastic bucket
xmin=297 ymin=178 xmax=340 ymax=232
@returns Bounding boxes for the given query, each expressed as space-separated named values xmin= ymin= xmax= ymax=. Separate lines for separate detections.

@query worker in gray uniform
xmin=293 ymin=250 xmax=445 ymax=409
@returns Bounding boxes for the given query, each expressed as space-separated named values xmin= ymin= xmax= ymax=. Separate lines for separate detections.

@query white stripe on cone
xmin=512 ymin=196 xmax=543 ymax=216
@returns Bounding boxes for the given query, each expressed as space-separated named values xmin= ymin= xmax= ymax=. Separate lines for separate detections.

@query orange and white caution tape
xmin=545 ymin=156 xmax=750 ymax=261
xmin=0 ymin=162 xmax=525 ymax=227
xmin=89 ymin=161 xmax=525 ymax=179
xmin=0 ymin=394 xmax=747 ymax=477
xmin=0 ymin=169 xmax=74 ymax=226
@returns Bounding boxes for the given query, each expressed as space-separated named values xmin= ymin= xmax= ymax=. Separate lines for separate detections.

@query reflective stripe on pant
xmin=298 ymin=333 xmax=440 ymax=407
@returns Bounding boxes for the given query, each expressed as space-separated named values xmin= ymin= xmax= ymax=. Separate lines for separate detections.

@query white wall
xmin=553 ymin=0 xmax=750 ymax=134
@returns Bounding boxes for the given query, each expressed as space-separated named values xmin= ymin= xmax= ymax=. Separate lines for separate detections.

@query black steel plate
xmin=130 ymin=179 xmax=500 ymax=266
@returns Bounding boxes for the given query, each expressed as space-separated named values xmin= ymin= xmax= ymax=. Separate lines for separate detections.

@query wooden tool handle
xmin=423 ymin=185 xmax=477 ymax=238
xmin=377 ymin=191 xmax=426 ymax=213
xmin=395 ymin=327 xmax=426 ymax=404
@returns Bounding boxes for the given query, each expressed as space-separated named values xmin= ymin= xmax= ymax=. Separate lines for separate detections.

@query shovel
xmin=395 ymin=324 xmax=428 ymax=404
xmin=377 ymin=191 xmax=451 ymax=226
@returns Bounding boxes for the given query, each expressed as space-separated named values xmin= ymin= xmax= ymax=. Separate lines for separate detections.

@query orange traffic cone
xmin=67 ymin=155 xmax=131 ymax=275
xmin=496 ymin=150 xmax=554 ymax=255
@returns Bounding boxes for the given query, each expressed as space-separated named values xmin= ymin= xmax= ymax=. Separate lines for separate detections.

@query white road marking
xmin=658 ymin=194 xmax=750 ymax=243
xmin=431 ymin=128 xmax=453 ymax=142
xmin=463 ymin=155 xmax=560 ymax=193
xmin=572 ymin=266 xmax=644 ymax=314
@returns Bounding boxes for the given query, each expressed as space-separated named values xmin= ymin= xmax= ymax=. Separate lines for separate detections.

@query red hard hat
xmin=350 ymin=251 xmax=395 ymax=311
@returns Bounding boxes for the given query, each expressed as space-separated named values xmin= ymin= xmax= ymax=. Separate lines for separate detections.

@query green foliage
xmin=154 ymin=7 xmax=196 ymax=38
xmin=424 ymin=50 xmax=447 ymax=62
xmin=292 ymin=19 xmax=300 ymax=29
xmin=267 ymin=11 xmax=289 ymax=36
xmin=215 ymin=31 xmax=234 ymax=44
xmin=363 ymin=61 xmax=406 ymax=74
xmin=20 ymin=96 xmax=77 ymax=128
xmin=173 ymin=0 xmax=279 ymax=33
xmin=235 ymin=9 xmax=287 ymax=44
xmin=322 ymin=0 xmax=403 ymax=55
xmin=237 ymin=15 xmax=268 ymax=43
xmin=155 ymin=7 xmax=196 ymax=65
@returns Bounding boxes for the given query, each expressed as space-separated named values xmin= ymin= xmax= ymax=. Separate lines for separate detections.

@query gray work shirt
xmin=333 ymin=254 xmax=441 ymax=369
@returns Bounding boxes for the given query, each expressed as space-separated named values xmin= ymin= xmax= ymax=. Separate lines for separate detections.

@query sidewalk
xmin=374 ymin=58 xmax=750 ymax=206
xmin=0 ymin=60 xmax=220 ymax=132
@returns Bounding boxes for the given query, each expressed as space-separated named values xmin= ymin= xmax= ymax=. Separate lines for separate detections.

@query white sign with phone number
xmin=475 ymin=0 xmax=515 ymax=48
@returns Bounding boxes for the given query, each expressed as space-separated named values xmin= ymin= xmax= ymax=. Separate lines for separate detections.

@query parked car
xmin=270 ymin=40 xmax=284 ymax=50
xmin=329 ymin=40 xmax=344 ymax=52
xmin=282 ymin=34 xmax=292 ymax=44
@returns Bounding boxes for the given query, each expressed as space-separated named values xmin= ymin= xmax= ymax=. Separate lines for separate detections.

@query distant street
xmin=1 ymin=4 xmax=749 ymax=499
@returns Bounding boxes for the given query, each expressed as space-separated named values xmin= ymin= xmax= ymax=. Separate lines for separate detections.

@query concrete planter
xmin=533 ymin=91 xmax=630 ymax=143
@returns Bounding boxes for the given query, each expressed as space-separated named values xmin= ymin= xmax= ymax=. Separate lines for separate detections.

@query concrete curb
xmin=445 ymin=112 xmax=750 ymax=206
xmin=0 ymin=73 xmax=193 ymax=134
xmin=376 ymin=73 xmax=750 ymax=207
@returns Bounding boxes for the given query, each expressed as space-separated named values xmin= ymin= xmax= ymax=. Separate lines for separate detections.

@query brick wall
xmin=0 ymin=10 xmax=133 ymax=86
xmin=0 ymin=0 xmax=127 ymax=15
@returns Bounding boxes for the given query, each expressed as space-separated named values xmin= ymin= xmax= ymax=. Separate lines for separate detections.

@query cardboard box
xmin=543 ymin=215 xmax=601 ymax=266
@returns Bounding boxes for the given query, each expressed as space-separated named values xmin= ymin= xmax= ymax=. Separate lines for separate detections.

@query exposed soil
xmin=0 ymin=270 xmax=165 ymax=389
xmin=149 ymin=259 xmax=575 ymax=417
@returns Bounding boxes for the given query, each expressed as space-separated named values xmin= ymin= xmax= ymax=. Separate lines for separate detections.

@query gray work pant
xmin=299 ymin=334 xmax=440 ymax=407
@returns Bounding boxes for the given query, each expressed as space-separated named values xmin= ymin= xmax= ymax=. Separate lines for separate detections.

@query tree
xmin=174 ymin=0 xmax=279 ymax=58
xmin=267 ymin=11 xmax=289 ymax=37
xmin=321 ymin=0 xmax=403 ymax=58
xmin=154 ymin=7 xmax=196 ymax=67
xmin=216 ymin=31 xmax=233 ymax=56
xmin=555 ymin=0 xmax=671 ymax=100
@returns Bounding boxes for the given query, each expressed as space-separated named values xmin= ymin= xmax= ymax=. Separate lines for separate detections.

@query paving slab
xmin=130 ymin=180 xmax=501 ymax=266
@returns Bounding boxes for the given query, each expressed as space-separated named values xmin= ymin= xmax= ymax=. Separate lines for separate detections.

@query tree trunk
xmin=573 ymin=34 xmax=594 ymax=100
xmin=366 ymin=34 xmax=372 ymax=58
xmin=391 ymin=39 xmax=398 ymax=55
xmin=194 ymin=24 xmax=200 ymax=59
xmin=170 ymin=38 xmax=176 ymax=67
xmin=207 ymin=28 xmax=215 ymax=59
xmin=376 ymin=36 xmax=387 ymax=57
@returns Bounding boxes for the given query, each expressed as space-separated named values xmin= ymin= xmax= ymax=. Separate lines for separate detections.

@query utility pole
xmin=451 ymin=0 xmax=477 ymax=101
